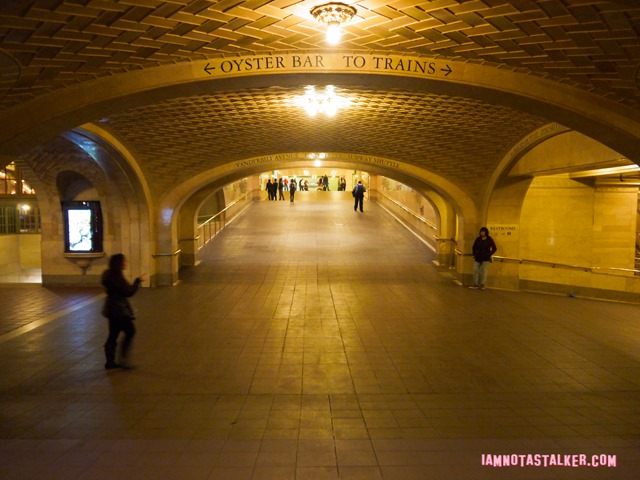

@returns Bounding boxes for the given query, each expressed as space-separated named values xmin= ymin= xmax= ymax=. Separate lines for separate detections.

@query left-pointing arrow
xmin=204 ymin=62 xmax=215 ymax=75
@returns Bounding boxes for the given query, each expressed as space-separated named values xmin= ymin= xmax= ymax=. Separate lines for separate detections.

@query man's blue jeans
xmin=473 ymin=261 xmax=490 ymax=287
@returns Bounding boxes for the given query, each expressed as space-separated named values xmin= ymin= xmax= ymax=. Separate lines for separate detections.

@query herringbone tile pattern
xmin=0 ymin=1 xmax=638 ymax=109
xmin=57 ymin=87 xmax=545 ymax=197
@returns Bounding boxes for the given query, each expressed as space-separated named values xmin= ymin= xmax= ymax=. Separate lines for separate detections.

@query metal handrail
xmin=375 ymin=190 xmax=437 ymax=231
xmin=197 ymin=191 xmax=253 ymax=227
xmin=435 ymin=236 xmax=456 ymax=243
xmin=152 ymin=249 xmax=181 ymax=258
xmin=455 ymin=250 xmax=640 ymax=277
xmin=195 ymin=190 xmax=254 ymax=249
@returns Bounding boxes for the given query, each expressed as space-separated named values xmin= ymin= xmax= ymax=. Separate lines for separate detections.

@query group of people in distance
xmin=265 ymin=175 xmax=351 ymax=200
xmin=265 ymin=177 xmax=299 ymax=203
xmin=264 ymin=176 xmax=369 ymax=211
xmin=265 ymin=178 xmax=286 ymax=201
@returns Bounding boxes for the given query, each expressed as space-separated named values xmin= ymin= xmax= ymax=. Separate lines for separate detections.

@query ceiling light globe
xmin=326 ymin=23 xmax=342 ymax=44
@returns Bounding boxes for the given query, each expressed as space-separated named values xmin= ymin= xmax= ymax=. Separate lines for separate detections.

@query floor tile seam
xmin=0 ymin=293 xmax=105 ymax=345
xmin=517 ymin=322 xmax=639 ymax=387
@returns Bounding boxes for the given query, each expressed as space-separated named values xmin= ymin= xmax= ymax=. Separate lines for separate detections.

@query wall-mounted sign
xmin=201 ymin=53 xmax=454 ymax=80
xmin=487 ymin=225 xmax=518 ymax=239
xmin=234 ymin=152 xmax=401 ymax=171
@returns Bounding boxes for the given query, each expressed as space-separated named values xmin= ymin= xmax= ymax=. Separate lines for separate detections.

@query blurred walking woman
xmin=101 ymin=254 xmax=145 ymax=369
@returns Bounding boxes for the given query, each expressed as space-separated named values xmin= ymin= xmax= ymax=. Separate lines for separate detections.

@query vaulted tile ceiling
xmin=2 ymin=0 xmax=639 ymax=196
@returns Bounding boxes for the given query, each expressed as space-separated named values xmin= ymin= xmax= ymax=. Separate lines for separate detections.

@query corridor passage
xmin=1 ymin=197 xmax=639 ymax=480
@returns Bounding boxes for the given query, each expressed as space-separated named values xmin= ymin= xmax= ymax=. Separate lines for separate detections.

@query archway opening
xmin=0 ymin=162 xmax=41 ymax=283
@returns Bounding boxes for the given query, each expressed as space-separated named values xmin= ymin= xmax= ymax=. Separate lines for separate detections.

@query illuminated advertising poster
xmin=68 ymin=209 xmax=93 ymax=252
xmin=62 ymin=201 xmax=102 ymax=253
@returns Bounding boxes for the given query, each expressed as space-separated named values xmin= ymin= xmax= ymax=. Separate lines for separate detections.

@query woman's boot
xmin=104 ymin=343 xmax=119 ymax=369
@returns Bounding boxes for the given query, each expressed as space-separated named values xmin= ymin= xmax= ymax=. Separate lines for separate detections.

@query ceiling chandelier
xmin=311 ymin=2 xmax=357 ymax=45
xmin=293 ymin=85 xmax=351 ymax=117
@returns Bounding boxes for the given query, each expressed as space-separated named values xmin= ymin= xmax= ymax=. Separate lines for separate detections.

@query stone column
xmin=453 ymin=218 xmax=477 ymax=286
xmin=484 ymin=178 xmax=533 ymax=290
xmin=433 ymin=197 xmax=456 ymax=269
xmin=153 ymin=208 xmax=179 ymax=287
xmin=178 ymin=202 xmax=201 ymax=268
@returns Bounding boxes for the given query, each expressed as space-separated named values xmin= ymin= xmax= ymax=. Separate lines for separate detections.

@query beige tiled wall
xmin=519 ymin=176 xmax=637 ymax=291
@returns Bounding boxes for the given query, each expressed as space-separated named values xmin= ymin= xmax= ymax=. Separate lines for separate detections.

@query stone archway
xmin=2 ymin=52 xmax=639 ymax=164
xmin=485 ymin=127 xmax=640 ymax=296
xmin=14 ymin=128 xmax=154 ymax=286
xmin=154 ymin=152 xmax=477 ymax=286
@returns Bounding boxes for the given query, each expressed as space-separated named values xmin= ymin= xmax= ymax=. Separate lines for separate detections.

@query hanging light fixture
xmin=293 ymin=85 xmax=352 ymax=117
xmin=311 ymin=2 xmax=357 ymax=45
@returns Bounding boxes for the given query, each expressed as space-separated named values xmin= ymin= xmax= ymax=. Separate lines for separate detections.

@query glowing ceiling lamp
xmin=311 ymin=2 xmax=356 ymax=45
xmin=308 ymin=153 xmax=326 ymax=166
xmin=293 ymin=85 xmax=351 ymax=117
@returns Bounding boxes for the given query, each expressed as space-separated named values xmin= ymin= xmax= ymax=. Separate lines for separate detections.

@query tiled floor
xmin=1 ymin=196 xmax=639 ymax=479
xmin=0 ymin=268 xmax=41 ymax=285
xmin=0 ymin=285 xmax=101 ymax=337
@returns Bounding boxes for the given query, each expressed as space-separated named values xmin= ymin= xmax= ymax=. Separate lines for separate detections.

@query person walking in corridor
xmin=470 ymin=227 xmax=497 ymax=290
xmin=266 ymin=179 xmax=273 ymax=200
xmin=101 ymin=254 xmax=144 ymax=369
xmin=352 ymin=180 xmax=366 ymax=212
xmin=289 ymin=179 xmax=297 ymax=203
xmin=278 ymin=178 xmax=285 ymax=200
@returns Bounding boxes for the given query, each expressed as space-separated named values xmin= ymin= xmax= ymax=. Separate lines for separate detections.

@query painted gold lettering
xmin=344 ymin=55 xmax=366 ymax=68
xmin=412 ymin=60 xmax=426 ymax=74
xmin=220 ymin=60 xmax=233 ymax=73
xmin=292 ymin=55 xmax=301 ymax=68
